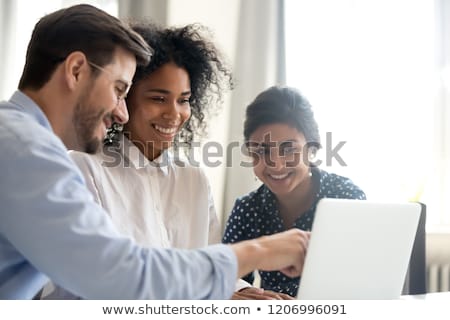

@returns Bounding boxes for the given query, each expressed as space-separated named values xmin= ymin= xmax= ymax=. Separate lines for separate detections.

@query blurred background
xmin=1 ymin=0 xmax=450 ymax=292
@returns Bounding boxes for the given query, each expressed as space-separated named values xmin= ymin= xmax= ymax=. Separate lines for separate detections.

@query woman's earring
xmin=254 ymin=176 xmax=258 ymax=181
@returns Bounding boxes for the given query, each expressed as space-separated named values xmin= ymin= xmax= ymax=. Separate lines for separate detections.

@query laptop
xmin=297 ymin=198 xmax=421 ymax=300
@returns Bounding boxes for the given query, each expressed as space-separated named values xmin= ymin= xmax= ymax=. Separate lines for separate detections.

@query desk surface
xmin=401 ymin=291 xmax=450 ymax=300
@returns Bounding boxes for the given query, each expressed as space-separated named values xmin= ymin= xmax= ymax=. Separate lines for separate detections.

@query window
xmin=285 ymin=0 xmax=448 ymax=228
xmin=0 ymin=0 xmax=117 ymax=100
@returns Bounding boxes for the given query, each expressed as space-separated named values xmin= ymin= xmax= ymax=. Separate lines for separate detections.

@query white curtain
xmin=435 ymin=0 xmax=450 ymax=226
xmin=118 ymin=0 xmax=168 ymax=25
xmin=0 ymin=0 xmax=18 ymax=100
xmin=221 ymin=0 xmax=286 ymax=223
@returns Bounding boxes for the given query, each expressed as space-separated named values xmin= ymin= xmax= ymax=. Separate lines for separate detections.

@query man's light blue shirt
xmin=0 ymin=91 xmax=237 ymax=299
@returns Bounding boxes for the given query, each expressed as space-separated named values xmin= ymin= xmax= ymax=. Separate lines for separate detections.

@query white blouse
xmin=43 ymin=136 xmax=249 ymax=298
xmin=69 ymin=135 xmax=221 ymax=250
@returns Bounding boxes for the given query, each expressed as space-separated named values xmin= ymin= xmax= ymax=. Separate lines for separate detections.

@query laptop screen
xmin=297 ymin=199 xmax=421 ymax=300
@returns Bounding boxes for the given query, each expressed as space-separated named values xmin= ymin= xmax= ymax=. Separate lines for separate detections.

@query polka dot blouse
xmin=222 ymin=167 xmax=366 ymax=297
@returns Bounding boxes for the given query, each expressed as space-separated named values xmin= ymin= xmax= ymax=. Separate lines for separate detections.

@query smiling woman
xmin=222 ymin=86 xmax=366 ymax=298
xmin=124 ymin=62 xmax=192 ymax=160
xmin=68 ymin=22 xmax=234 ymax=256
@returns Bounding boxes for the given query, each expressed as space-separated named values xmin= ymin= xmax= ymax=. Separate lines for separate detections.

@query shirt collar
xmin=120 ymin=135 xmax=170 ymax=175
xmin=9 ymin=90 xmax=53 ymax=131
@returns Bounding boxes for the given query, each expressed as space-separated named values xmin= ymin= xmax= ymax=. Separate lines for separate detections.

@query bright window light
xmin=285 ymin=0 xmax=445 ymax=227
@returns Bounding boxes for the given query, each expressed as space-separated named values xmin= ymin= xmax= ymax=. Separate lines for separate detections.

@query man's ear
xmin=64 ymin=51 xmax=89 ymax=91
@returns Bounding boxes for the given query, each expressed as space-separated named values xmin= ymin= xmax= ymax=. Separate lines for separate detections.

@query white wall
xmin=0 ymin=0 xmax=118 ymax=100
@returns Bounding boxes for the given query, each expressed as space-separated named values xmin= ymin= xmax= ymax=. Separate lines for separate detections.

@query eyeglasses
xmin=246 ymin=141 xmax=303 ymax=157
xmin=87 ymin=61 xmax=132 ymax=106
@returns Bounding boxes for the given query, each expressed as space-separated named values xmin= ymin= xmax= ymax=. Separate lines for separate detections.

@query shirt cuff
xmin=235 ymin=278 xmax=252 ymax=292
xmin=200 ymin=244 xmax=238 ymax=299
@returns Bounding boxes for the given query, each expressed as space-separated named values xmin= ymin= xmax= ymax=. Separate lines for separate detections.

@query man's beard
xmin=73 ymin=102 xmax=105 ymax=154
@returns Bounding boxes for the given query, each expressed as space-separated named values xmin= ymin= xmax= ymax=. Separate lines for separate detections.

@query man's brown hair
xmin=18 ymin=4 xmax=153 ymax=90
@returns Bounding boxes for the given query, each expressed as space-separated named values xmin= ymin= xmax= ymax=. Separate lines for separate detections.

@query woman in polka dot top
xmin=222 ymin=86 xmax=366 ymax=297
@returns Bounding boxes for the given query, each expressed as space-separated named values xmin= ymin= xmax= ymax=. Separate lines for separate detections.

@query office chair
xmin=402 ymin=202 xmax=426 ymax=295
